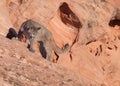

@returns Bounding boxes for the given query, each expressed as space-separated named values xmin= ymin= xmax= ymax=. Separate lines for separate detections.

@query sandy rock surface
xmin=0 ymin=0 xmax=120 ymax=85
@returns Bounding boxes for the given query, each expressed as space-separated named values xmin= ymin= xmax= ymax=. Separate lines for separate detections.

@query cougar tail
xmin=52 ymin=39 xmax=70 ymax=54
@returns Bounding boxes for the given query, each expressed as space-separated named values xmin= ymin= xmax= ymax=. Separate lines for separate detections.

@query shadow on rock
xmin=6 ymin=27 xmax=17 ymax=39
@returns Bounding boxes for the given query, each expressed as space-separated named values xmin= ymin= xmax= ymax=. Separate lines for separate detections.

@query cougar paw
xmin=29 ymin=48 xmax=35 ymax=53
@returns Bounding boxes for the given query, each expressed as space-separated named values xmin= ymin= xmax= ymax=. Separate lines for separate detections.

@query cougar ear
xmin=37 ymin=27 xmax=41 ymax=30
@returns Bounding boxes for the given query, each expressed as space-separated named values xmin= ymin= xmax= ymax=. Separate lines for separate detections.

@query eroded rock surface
xmin=0 ymin=0 xmax=120 ymax=85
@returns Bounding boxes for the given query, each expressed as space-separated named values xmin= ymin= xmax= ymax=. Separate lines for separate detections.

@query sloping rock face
xmin=0 ymin=0 xmax=120 ymax=85
xmin=0 ymin=35 xmax=83 ymax=86
xmin=0 ymin=0 xmax=12 ymax=36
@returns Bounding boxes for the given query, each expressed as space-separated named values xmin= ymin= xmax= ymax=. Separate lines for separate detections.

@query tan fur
xmin=18 ymin=19 xmax=70 ymax=61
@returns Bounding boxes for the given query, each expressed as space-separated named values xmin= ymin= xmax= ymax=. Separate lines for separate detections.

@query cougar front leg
xmin=47 ymin=50 xmax=52 ymax=61
xmin=45 ymin=46 xmax=52 ymax=61
xmin=29 ymin=38 xmax=35 ymax=53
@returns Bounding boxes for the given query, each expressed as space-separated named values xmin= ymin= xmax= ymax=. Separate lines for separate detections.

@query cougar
xmin=18 ymin=19 xmax=70 ymax=61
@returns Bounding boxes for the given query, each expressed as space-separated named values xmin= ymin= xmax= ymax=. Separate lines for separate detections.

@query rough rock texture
xmin=0 ymin=0 xmax=120 ymax=86
xmin=0 ymin=35 xmax=84 ymax=86
xmin=0 ymin=0 xmax=12 ymax=35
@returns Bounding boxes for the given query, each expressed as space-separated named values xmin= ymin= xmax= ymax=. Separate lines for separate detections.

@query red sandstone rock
xmin=0 ymin=0 xmax=120 ymax=85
